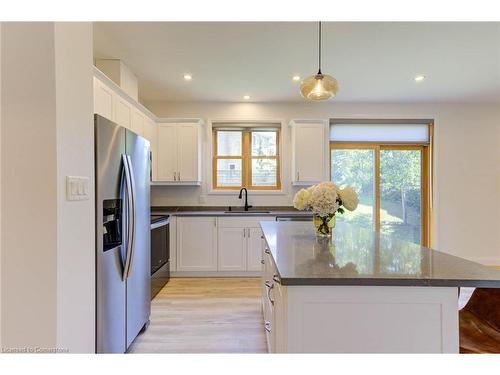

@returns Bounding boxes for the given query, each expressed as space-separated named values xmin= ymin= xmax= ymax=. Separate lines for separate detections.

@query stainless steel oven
xmin=150 ymin=215 xmax=170 ymax=299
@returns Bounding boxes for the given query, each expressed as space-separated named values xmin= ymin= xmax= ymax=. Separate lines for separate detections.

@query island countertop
xmin=260 ymin=221 xmax=500 ymax=287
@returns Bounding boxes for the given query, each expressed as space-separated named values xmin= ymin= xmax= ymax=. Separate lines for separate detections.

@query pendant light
xmin=300 ymin=22 xmax=339 ymax=100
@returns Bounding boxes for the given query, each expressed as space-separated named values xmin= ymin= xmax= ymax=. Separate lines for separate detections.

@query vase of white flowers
xmin=293 ymin=182 xmax=359 ymax=238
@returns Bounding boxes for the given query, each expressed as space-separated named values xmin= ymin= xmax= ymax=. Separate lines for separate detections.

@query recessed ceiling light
xmin=292 ymin=75 xmax=301 ymax=81
xmin=414 ymin=75 xmax=426 ymax=82
xmin=243 ymin=95 xmax=250 ymax=100
xmin=183 ymin=74 xmax=192 ymax=81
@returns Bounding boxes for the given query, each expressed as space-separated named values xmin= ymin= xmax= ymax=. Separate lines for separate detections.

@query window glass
xmin=216 ymin=159 xmax=242 ymax=186
xmin=331 ymin=149 xmax=375 ymax=229
xmin=217 ymin=131 xmax=242 ymax=156
xmin=380 ymin=149 xmax=422 ymax=244
xmin=252 ymin=159 xmax=277 ymax=186
xmin=251 ymin=131 xmax=277 ymax=156
xmin=213 ymin=128 xmax=280 ymax=190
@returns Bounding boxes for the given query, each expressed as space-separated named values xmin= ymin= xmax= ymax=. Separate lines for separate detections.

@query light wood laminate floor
xmin=128 ymin=277 xmax=267 ymax=353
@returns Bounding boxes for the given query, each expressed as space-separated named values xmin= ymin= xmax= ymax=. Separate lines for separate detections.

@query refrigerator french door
xmin=95 ymin=114 xmax=151 ymax=353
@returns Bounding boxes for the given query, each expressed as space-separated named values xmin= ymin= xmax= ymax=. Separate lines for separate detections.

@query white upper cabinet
xmin=114 ymin=96 xmax=132 ymax=130
xmin=93 ymin=77 xmax=114 ymax=120
xmin=157 ymin=125 xmax=178 ymax=181
xmin=142 ymin=117 xmax=158 ymax=181
xmin=177 ymin=124 xmax=199 ymax=182
xmin=93 ymin=68 xmax=159 ymax=181
xmin=155 ymin=121 xmax=202 ymax=184
xmin=290 ymin=120 xmax=328 ymax=185
xmin=130 ymin=108 xmax=144 ymax=136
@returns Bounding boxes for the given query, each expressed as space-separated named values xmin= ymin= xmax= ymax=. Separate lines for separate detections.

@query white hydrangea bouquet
xmin=293 ymin=182 xmax=359 ymax=237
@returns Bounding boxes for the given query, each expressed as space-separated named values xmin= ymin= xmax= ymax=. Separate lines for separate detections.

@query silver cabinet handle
xmin=260 ymin=259 xmax=265 ymax=265
xmin=264 ymin=321 xmax=271 ymax=333
xmin=272 ymin=274 xmax=280 ymax=284
xmin=173 ymin=171 xmax=176 ymax=181
xmin=247 ymin=228 xmax=250 ymax=238
xmin=178 ymin=171 xmax=181 ymax=181
xmin=297 ymin=170 xmax=300 ymax=180
xmin=265 ymin=248 xmax=270 ymax=254
xmin=265 ymin=281 xmax=274 ymax=305
xmin=243 ymin=228 xmax=246 ymax=238
xmin=260 ymin=235 xmax=264 ymax=239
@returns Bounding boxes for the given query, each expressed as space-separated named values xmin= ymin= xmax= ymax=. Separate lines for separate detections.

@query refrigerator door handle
xmin=124 ymin=154 xmax=137 ymax=279
xmin=122 ymin=154 xmax=135 ymax=280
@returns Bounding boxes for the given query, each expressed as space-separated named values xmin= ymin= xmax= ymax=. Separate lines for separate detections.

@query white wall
xmin=1 ymin=22 xmax=59 ymax=350
xmin=1 ymin=22 xmax=94 ymax=352
xmin=54 ymin=22 xmax=95 ymax=353
xmin=0 ymin=22 xmax=3 ymax=349
xmin=145 ymin=100 xmax=500 ymax=266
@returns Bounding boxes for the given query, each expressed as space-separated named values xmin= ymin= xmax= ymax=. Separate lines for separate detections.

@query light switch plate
xmin=66 ymin=176 xmax=90 ymax=201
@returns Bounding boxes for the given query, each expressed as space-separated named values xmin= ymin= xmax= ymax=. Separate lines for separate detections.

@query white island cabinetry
xmin=259 ymin=221 xmax=474 ymax=353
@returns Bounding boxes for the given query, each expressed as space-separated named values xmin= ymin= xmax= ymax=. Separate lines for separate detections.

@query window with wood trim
xmin=212 ymin=128 xmax=281 ymax=190
xmin=329 ymin=119 xmax=433 ymax=247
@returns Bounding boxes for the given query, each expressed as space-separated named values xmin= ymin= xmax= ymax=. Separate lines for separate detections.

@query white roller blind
xmin=330 ymin=122 xmax=430 ymax=143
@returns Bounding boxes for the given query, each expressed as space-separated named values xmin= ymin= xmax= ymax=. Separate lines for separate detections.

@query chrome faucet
xmin=238 ymin=188 xmax=253 ymax=211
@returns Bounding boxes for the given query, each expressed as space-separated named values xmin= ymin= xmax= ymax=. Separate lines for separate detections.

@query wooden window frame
xmin=329 ymin=121 xmax=434 ymax=247
xmin=212 ymin=128 xmax=281 ymax=191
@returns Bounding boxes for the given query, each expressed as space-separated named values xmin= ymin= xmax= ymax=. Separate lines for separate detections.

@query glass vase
xmin=313 ymin=214 xmax=336 ymax=238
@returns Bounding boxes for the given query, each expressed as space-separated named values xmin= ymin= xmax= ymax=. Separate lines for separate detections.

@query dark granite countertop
xmin=151 ymin=206 xmax=313 ymax=217
xmin=260 ymin=221 xmax=500 ymax=287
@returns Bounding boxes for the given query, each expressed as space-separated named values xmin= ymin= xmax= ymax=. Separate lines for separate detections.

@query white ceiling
xmin=93 ymin=22 xmax=500 ymax=103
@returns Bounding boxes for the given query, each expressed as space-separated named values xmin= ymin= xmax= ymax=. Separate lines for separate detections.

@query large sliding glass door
xmin=331 ymin=146 xmax=376 ymax=228
xmin=331 ymin=144 xmax=430 ymax=246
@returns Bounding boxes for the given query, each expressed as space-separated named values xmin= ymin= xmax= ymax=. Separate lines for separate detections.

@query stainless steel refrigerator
xmin=95 ymin=114 xmax=151 ymax=353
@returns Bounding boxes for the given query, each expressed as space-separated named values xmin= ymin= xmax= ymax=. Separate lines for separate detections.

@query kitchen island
xmin=260 ymin=221 xmax=500 ymax=353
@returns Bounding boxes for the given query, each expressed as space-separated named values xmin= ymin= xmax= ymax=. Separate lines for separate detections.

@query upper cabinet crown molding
xmin=157 ymin=118 xmax=204 ymax=125
xmin=290 ymin=119 xmax=329 ymax=186
xmin=93 ymin=66 xmax=156 ymax=121
xmin=95 ymin=59 xmax=139 ymax=101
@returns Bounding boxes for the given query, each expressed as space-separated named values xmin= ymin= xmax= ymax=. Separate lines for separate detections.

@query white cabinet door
xmin=177 ymin=124 xmax=199 ymax=182
xmin=293 ymin=123 xmax=326 ymax=183
xmin=247 ymin=227 xmax=264 ymax=271
xmin=157 ymin=125 xmax=177 ymax=181
xmin=114 ymin=96 xmax=132 ymax=130
xmin=143 ymin=118 xmax=157 ymax=181
xmin=177 ymin=217 xmax=217 ymax=271
xmin=130 ymin=108 xmax=144 ymax=136
xmin=218 ymin=227 xmax=246 ymax=271
xmin=93 ymin=77 xmax=114 ymax=120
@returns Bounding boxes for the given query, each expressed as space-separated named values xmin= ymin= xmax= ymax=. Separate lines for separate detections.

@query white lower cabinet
xmin=175 ymin=216 xmax=272 ymax=274
xmin=176 ymin=217 xmax=217 ymax=271
xmin=218 ymin=227 xmax=247 ymax=271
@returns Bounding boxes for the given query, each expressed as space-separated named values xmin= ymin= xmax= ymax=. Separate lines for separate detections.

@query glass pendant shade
xmin=300 ymin=72 xmax=339 ymax=100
